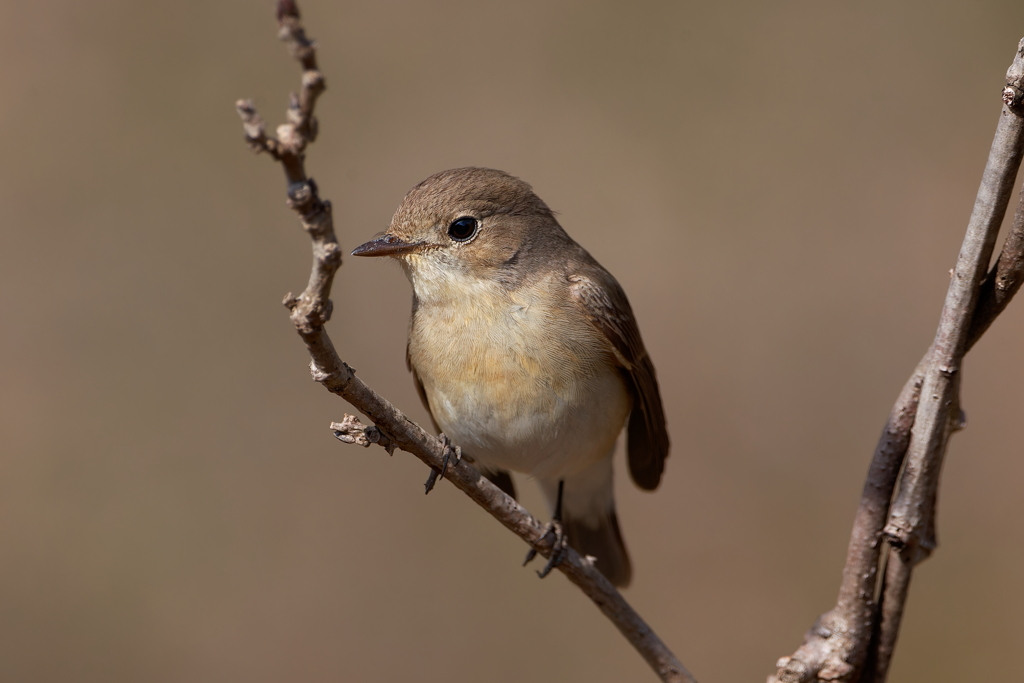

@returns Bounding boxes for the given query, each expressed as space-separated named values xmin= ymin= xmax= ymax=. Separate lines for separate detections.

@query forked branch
xmin=235 ymin=3 xmax=695 ymax=682
xmin=771 ymin=38 xmax=1024 ymax=683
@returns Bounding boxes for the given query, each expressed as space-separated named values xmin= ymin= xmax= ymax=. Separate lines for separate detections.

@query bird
xmin=352 ymin=167 xmax=669 ymax=587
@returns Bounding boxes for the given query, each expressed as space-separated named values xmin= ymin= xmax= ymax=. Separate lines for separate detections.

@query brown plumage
xmin=354 ymin=167 xmax=669 ymax=586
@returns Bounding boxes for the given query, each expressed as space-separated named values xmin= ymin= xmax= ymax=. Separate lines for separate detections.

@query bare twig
xmin=968 ymin=81 xmax=1024 ymax=352
xmin=770 ymin=38 xmax=1024 ymax=683
xmin=871 ymin=39 xmax=1024 ymax=683
xmin=770 ymin=368 xmax=924 ymax=683
xmin=968 ymin=194 xmax=1024 ymax=348
xmin=235 ymin=3 xmax=695 ymax=682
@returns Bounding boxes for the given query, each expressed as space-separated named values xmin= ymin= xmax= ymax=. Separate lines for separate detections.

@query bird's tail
xmin=563 ymin=506 xmax=632 ymax=587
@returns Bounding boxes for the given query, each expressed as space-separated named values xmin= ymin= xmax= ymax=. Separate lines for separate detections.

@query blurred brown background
xmin=2 ymin=1 xmax=1023 ymax=681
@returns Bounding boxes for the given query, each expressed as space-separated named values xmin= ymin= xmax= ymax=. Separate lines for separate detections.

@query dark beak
xmin=351 ymin=233 xmax=424 ymax=257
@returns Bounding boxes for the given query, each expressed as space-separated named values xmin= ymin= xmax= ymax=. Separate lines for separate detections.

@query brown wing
xmin=569 ymin=268 xmax=669 ymax=490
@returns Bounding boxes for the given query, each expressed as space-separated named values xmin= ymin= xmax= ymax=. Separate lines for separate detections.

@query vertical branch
xmin=771 ymin=38 xmax=1024 ymax=683
xmin=236 ymin=0 xmax=340 ymax=381
xmin=870 ymin=40 xmax=1024 ymax=683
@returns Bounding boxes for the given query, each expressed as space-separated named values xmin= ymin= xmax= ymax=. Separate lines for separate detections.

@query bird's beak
xmin=351 ymin=233 xmax=424 ymax=257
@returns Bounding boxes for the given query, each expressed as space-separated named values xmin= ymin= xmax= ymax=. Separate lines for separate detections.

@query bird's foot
xmin=423 ymin=433 xmax=461 ymax=495
xmin=523 ymin=518 xmax=569 ymax=579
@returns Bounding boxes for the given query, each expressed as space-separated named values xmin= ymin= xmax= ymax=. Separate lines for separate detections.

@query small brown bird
xmin=353 ymin=168 xmax=668 ymax=586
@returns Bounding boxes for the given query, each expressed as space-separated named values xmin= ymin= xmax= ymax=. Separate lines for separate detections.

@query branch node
xmin=277 ymin=122 xmax=302 ymax=150
xmin=330 ymin=414 xmax=395 ymax=453
xmin=286 ymin=179 xmax=315 ymax=211
xmin=882 ymin=526 xmax=907 ymax=551
xmin=819 ymin=660 xmax=855 ymax=681
xmin=773 ymin=655 xmax=810 ymax=683
xmin=235 ymin=99 xmax=282 ymax=158
xmin=331 ymin=415 xmax=372 ymax=447
xmin=291 ymin=296 xmax=333 ymax=330
xmin=303 ymin=70 xmax=325 ymax=93
xmin=1002 ymin=85 xmax=1022 ymax=108
xmin=318 ymin=239 xmax=340 ymax=260
xmin=309 ymin=359 xmax=337 ymax=384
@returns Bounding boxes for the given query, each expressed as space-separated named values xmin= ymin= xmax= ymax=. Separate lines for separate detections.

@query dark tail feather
xmin=564 ymin=507 xmax=632 ymax=587
xmin=483 ymin=468 xmax=516 ymax=500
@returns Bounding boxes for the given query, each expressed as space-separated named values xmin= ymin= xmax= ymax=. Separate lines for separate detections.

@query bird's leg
xmin=523 ymin=479 xmax=568 ymax=578
xmin=423 ymin=433 xmax=461 ymax=494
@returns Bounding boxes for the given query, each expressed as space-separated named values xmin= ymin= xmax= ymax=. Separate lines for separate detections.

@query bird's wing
xmin=568 ymin=267 xmax=669 ymax=490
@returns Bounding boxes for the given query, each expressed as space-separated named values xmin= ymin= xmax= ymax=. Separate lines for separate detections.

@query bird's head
xmin=353 ymin=167 xmax=568 ymax=287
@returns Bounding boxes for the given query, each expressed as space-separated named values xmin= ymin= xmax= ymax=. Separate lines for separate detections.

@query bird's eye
xmin=447 ymin=216 xmax=478 ymax=242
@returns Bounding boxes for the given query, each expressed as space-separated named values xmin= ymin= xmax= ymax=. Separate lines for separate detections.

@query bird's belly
xmin=432 ymin=371 xmax=628 ymax=478
xmin=409 ymin=303 xmax=630 ymax=479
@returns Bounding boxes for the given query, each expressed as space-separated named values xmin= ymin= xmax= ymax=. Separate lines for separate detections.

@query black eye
xmin=447 ymin=216 xmax=478 ymax=242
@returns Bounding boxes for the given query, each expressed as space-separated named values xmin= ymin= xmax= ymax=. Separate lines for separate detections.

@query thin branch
xmin=235 ymin=3 xmax=696 ymax=682
xmin=771 ymin=368 xmax=923 ymax=683
xmin=968 ymin=43 xmax=1024 ymax=347
xmin=870 ymin=39 xmax=1024 ymax=683
xmin=771 ymin=38 xmax=1024 ymax=683
xmin=968 ymin=173 xmax=1024 ymax=348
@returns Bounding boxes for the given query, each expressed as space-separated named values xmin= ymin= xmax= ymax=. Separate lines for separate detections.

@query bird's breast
xmin=407 ymin=276 xmax=630 ymax=478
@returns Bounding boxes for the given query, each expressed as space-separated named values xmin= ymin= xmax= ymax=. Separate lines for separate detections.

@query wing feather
xmin=568 ymin=268 xmax=669 ymax=490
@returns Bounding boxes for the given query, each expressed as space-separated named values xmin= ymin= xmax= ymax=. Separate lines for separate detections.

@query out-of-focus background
xmin=2 ymin=1 xmax=1022 ymax=681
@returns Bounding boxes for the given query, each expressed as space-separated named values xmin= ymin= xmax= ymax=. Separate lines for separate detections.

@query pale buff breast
xmin=405 ymin=263 xmax=631 ymax=479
